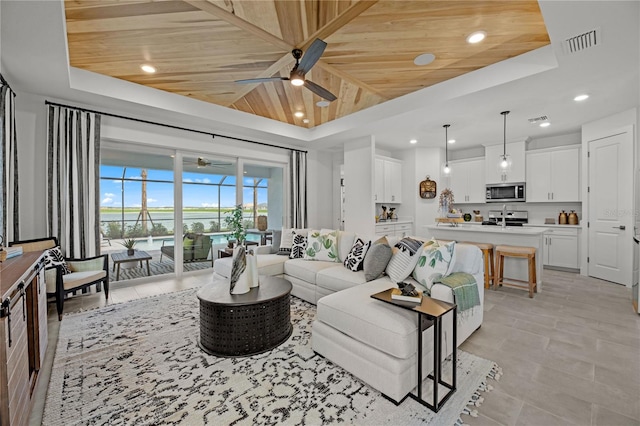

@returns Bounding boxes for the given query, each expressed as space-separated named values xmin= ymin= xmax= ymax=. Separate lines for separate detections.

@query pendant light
xmin=498 ymin=111 xmax=511 ymax=172
xmin=443 ymin=124 xmax=451 ymax=175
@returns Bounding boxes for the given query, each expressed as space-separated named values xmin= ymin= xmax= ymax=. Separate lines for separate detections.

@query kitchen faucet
xmin=502 ymin=204 xmax=507 ymax=229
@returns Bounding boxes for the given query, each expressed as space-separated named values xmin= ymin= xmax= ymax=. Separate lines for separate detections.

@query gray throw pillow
xmin=363 ymin=242 xmax=392 ymax=281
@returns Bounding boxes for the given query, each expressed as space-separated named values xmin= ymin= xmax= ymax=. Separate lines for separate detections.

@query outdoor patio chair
xmin=160 ymin=233 xmax=213 ymax=266
xmin=9 ymin=237 xmax=109 ymax=321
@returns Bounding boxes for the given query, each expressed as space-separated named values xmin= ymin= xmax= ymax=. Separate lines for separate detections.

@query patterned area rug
xmin=43 ymin=289 xmax=501 ymax=425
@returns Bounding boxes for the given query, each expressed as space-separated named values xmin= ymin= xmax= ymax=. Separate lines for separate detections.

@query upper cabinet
xmin=526 ymin=145 xmax=580 ymax=202
xmin=485 ymin=141 xmax=526 ymax=184
xmin=374 ymin=156 xmax=402 ymax=203
xmin=448 ymin=158 xmax=485 ymax=203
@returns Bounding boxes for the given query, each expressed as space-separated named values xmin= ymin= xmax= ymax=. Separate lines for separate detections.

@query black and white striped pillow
xmin=289 ymin=233 xmax=307 ymax=259
xmin=343 ymin=238 xmax=371 ymax=272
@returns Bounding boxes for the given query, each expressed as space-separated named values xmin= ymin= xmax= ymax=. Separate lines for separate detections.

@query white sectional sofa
xmin=213 ymin=230 xmax=484 ymax=403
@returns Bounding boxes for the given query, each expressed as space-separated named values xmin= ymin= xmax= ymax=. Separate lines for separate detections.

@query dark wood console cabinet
xmin=0 ymin=252 xmax=47 ymax=426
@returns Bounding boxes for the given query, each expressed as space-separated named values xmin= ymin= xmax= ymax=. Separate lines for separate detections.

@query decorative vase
xmin=127 ymin=248 xmax=135 ymax=255
xmin=440 ymin=200 xmax=449 ymax=218
xmin=257 ymin=215 xmax=268 ymax=231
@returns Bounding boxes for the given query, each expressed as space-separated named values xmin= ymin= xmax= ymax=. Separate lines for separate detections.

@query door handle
xmin=613 ymin=225 xmax=626 ymax=230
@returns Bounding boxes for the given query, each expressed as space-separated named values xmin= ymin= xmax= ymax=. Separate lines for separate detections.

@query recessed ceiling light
xmin=448 ymin=139 xmax=456 ymax=144
xmin=574 ymin=94 xmax=589 ymax=101
xmin=540 ymin=122 xmax=551 ymax=128
xmin=302 ymin=118 xmax=310 ymax=124
xmin=294 ymin=111 xmax=304 ymax=118
xmin=466 ymin=31 xmax=486 ymax=44
xmin=413 ymin=53 xmax=435 ymax=66
xmin=316 ymin=100 xmax=330 ymax=108
xmin=140 ymin=64 xmax=156 ymax=73
xmin=409 ymin=139 xmax=417 ymax=144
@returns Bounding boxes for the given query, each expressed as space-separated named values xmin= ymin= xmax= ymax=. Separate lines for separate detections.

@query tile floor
xmin=30 ymin=269 xmax=640 ymax=425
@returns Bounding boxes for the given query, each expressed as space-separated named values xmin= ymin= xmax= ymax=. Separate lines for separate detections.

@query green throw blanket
xmin=432 ymin=272 xmax=480 ymax=312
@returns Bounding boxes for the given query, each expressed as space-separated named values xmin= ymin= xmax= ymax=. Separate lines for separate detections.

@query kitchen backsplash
xmin=454 ymin=202 xmax=582 ymax=225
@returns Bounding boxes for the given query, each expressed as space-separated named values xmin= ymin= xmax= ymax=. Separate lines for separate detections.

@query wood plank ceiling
xmin=64 ymin=0 xmax=550 ymax=128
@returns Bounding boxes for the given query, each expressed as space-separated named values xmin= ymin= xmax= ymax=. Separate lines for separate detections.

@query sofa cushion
xmin=336 ymin=231 xmax=356 ymax=263
xmin=304 ymin=229 xmax=339 ymax=262
xmin=343 ymin=238 xmax=370 ymax=272
xmin=317 ymin=279 xmax=420 ymax=359
xmin=412 ymin=240 xmax=456 ymax=290
xmin=270 ymin=230 xmax=282 ymax=254
xmin=385 ymin=237 xmax=425 ymax=283
xmin=290 ymin=233 xmax=307 ymax=259
xmin=214 ymin=254 xmax=286 ymax=278
xmin=316 ymin=265 xmax=368 ymax=293
xmin=284 ymin=258 xmax=336 ymax=285
xmin=277 ymin=227 xmax=295 ymax=256
xmin=363 ymin=237 xmax=392 ymax=282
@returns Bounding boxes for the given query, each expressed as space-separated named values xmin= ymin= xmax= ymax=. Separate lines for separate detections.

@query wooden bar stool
xmin=494 ymin=245 xmax=537 ymax=298
xmin=462 ymin=242 xmax=494 ymax=289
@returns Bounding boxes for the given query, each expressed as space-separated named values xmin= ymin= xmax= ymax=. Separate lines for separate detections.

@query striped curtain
xmin=47 ymin=106 xmax=101 ymax=258
xmin=0 ymin=84 xmax=19 ymax=243
xmin=289 ymin=150 xmax=307 ymax=228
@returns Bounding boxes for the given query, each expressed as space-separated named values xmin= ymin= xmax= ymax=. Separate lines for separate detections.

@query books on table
xmin=1 ymin=246 xmax=23 ymax=260
xmin=391 ymin=287 xmax=422 ymax=303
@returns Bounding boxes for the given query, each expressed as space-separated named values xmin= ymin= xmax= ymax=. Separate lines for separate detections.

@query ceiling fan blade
xmin=235 ymin=77 xmax=289 ymax=84
xmin=297 ymin=38 xmax=327 ymax=74
xmin=304 ymin=80 xmax=337 ymax=102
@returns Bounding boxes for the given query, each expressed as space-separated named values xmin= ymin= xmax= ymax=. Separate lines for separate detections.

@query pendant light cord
xmin=501 ymin=111 xmax=510 ymax=157
xmin=443 ymin=124 xmax=450 ymax=163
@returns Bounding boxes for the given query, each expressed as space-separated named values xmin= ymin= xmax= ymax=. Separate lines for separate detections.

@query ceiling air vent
xmin=528 ymin=115 xmax=548 ymax=124
xmin=564 ymin=28 xmax=600 ymax=54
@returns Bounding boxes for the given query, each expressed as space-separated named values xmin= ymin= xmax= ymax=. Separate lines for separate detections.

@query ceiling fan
xmin=235 ymin=38 xmax=337 ymax=102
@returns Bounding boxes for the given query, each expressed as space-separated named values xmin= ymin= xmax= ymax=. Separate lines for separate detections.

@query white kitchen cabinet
xmin=374 ymin=157 xmax=384 ymax=203
xmin=526 ymin=146 xmax=580 ymax=202
xmin=485 ymin=141 xmax=526 ymax=184
xmin=448 ymin=158 xmax=485 ymax=203
xmin=374 ymin=156 xmax=402 ymax=203
xmin=543 ymin=228 xmax=579 ymax=269
xmin=375 ymin=222 xmax=413 ymax=238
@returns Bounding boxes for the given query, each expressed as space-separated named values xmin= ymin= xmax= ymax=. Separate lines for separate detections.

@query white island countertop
xmin=423 ymin=223 xmax=546 ymax=290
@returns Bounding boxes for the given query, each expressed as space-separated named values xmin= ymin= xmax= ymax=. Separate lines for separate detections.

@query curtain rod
xmin=44 ymin=100 xmax=307 ymax=153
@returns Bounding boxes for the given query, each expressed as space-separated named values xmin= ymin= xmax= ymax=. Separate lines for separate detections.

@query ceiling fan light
xmin=291 ymin=78 xmax=304 ymax=86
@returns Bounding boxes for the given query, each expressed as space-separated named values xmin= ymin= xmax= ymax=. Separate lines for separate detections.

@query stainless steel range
xmin=483 ymin=210 xmax=528 ymax=226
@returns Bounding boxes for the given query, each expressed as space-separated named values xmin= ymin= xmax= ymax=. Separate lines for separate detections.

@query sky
xmin=100 ymin=165 xmax=267 ymax=209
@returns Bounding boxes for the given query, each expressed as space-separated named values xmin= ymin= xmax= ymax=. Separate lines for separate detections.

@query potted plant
xmin=439 ymin=188 xmax=455 ymax=217
xmin=224 ymin=204 xmax=246 ymax=247
xmin=119 ymin=237 xmax=138 ymax=255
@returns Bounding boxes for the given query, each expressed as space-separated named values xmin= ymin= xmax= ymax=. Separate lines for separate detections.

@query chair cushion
xmin=62 ymin=270 xmax=107 ymax=290
xmin=284 ymin=259 xmax=336 ymax=285
xmin=45 ymin=247 xmax=71 ymax=275
xmin=316 ymin=265 xmax=367 ymax=293
xmin=317 ymin=279 xmax=423 ymax=359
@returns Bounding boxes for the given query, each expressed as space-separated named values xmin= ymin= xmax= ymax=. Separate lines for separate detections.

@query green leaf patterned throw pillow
xmin=412 ymin=240 xmax=456 ymax=290
xmin=303 ymin=229 xmax=339 ymax=262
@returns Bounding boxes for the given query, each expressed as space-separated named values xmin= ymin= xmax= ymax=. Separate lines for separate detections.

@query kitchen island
xmin=423 ymin=224 xmax=547 ymax=291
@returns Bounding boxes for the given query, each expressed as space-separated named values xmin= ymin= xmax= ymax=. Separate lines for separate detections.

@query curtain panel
xmin=47 ymin=106 xmax=101 ymax=258
xmin=0 ymin=84 xmax=19 ymax=242
xmin=289 ymin=151 xmax=307 ymax=229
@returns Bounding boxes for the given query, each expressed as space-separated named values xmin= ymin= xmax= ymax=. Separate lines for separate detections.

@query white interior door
xmin=588 ymin=130 xmax=633 ymax=285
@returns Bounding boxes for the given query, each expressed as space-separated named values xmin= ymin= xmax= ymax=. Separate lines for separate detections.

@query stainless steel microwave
xmin=485 ymin=182 xmax=526 ymax=203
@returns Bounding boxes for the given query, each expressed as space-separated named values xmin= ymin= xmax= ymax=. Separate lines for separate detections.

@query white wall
xmin=344 ymin=136 xmax=375 ymax=235
xmin=305 ymin=149 xmax=334 ymax=229
xmin=402 ymin=147 xmax=444 ymax=239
